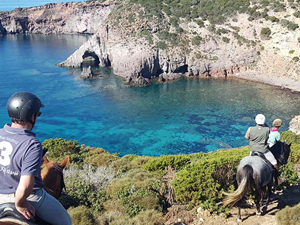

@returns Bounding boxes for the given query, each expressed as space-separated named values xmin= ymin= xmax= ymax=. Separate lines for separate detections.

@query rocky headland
xmin=1 ymin=0 xmax=299 ymax=91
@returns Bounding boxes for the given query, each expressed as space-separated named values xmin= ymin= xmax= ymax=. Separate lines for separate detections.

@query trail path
xmin=165 ymin=184 xmax=300 ymax=225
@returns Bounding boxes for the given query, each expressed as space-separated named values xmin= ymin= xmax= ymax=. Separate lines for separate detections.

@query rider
xmin=268 ymin=118 xmax=282 ymax=148
xmin=0 ymin=92 xmax=71 ymax=225
xmin=245 ymin=114 xmax=284 ymax=185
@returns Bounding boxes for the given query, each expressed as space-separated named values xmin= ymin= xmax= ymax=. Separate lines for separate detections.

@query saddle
xmin=0 ymin=203 xmax=49 ymax=225
xmin=250 ymin=151 xmax=274 ymax=172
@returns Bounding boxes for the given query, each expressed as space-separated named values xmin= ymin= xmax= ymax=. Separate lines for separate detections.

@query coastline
xmin=234 ymin=72 xmax=300 ymax=93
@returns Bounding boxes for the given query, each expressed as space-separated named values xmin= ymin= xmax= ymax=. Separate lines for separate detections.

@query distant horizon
xmin=0 ymin=0 xmax=84 ymax=11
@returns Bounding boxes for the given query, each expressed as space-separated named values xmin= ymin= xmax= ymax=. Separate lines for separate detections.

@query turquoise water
xmin=0 ymin=0 xmax=84 ymax=11
xmin=1 ymin=34 xmax=300 ymax=156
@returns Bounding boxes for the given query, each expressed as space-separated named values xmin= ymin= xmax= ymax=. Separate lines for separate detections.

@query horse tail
xmin=223 ymin=164 xmax=253 ymax=208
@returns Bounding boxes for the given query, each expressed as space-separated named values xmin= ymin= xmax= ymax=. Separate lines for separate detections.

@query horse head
xmin=269 ymin=141 xmax=291 ymax=166
xmin=41 ymin=156 xmax=70 ymax=199
xmin=281 ymin=142 xmax=291 ymax=165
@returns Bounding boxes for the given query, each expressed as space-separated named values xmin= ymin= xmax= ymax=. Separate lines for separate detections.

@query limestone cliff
xmin=0 ymin=2 xmax=112 ymax=35
xmin=57 ymin=4 xmax=300 ymax=88
xmin=1 ymin=1 xmax=300 ymax=89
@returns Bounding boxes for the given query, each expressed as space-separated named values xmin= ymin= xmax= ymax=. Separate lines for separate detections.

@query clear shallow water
xmin=0 ymin=0 xmax=84 ymax=11
xmin=1 ymin=34 xmax=300 ymax=156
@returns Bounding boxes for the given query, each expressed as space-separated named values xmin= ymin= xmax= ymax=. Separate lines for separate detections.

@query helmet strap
xmin=28 ymin=114 xmax=37 ymax=129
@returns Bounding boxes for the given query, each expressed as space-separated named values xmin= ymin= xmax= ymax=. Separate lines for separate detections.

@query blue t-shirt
xmin=0 ymin=124 xmax=44 ymax=194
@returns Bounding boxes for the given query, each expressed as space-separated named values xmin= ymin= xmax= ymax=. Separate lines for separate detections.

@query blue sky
xmin=0 ymin=0 xmax=84 ymax=11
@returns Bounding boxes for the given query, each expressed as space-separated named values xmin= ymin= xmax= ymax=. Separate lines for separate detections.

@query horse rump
xmin=223 ymin=164 xmax=253 ymax=207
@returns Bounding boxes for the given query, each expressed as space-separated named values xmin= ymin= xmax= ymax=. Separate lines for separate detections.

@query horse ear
xmin=43 ymin=156 xmax=49 ymax=165
xmin=60 ymin=155 xmax=70 ymax=169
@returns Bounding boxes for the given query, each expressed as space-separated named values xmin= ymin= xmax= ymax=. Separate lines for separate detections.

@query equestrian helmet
xmin=273 ymin=119 xmax=282 ymax=127
xmin=7 ymin=92 xmax=44 ymax=121
xmin=255 ymin=114 xmax=265 ymax=125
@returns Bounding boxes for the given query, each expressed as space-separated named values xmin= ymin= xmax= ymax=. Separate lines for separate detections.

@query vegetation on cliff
xmin=102 ymin=0 xmax=300 ymax=51
xmin=42 ymin=130 xmax=300 ymax=225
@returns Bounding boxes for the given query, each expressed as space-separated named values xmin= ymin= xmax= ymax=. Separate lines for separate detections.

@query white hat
xmin=255 ymin=114 xmax=265 ymax=125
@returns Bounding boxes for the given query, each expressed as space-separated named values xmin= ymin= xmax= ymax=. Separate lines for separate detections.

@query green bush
xmin=281 ymin=19 xmax=299 ymax=30
xmin=68 ymin=205 xmax=97 ymax=225
xmin=281 ymin=131 xmax=300 ymax=145
xmin=276 ymin=203 xmax=300 ymax=225
xmin=294 ymin=11 xmax=300 ymax=18
xmin=157 ymin=41 xmax=167 ymax=50
xmin=280 ymin=162 xmax=299 ymax=185
xmin=265 ymin=15 xmax=280 ymax=22
xmin=173 ymin=148 xmax=248 ymax=210
xmin=42 ymin=138 xmax=83 ymax=162
xmin=191 ymin=36 xmax=203 ymax=46
xmin=260 ymin=27 xmax=272 ymax=39
xmin=108 ymin=168 xmax=165 ymax=216
xmin=292 ymin=56 xmax=299 ymax=62
xmin=222 ymin=37 xmax=230 ymax=43
xmin=144 ymin=155 xmax=191 ymax=172
xmin=61 ymin=175 xmax=107 ymax=212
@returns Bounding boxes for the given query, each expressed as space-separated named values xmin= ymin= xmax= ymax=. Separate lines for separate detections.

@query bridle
xmin=43 ymin=163 xmax=66 ymax=198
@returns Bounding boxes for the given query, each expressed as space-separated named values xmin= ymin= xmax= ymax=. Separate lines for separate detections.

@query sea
xmin=1 ymin=34 xmax=300 ymax=156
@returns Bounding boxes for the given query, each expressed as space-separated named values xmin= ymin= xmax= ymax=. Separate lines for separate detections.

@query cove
xmin=1 ymin=34 xmax=300 ymax=156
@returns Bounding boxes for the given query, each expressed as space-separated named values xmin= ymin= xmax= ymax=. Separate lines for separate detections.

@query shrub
xmin=173 ymin=148 xmax=249 ymax=210
xmin=108 ymin=168 xmax=165 ymax=216
xmin=191 ymin=36 xmax=203 ymax=46
xmin=61 ymin=175 xmax=108 ymax=211
xmin=276 ymin=203 xmax=300 ymax=225
xmin=144 ymin=155 xmax=191 ymax=172
xmin=292 ymin=56 xmax=299 ymax=62
xmin=157 ymin=41 xmax=167 ymax=50
xmin=222 ymin=37 xmax=230 ymax=43
xmin=260 ymin=27 xmax=272 ymax=39
xmin=281 ymin=131 xmax=300 ymax=145
xmin=280 ymin=162 xmax=299 ymax=185
xmin=42 ymin=138 xmax=83 ymax=163
xmin=68 ymin=205 xmax=97 ymax=225
xmin=85 ymin=149 xmax=119 ymax=166
xmin=294 ymin=11 xmax=300 ymax=18
xmin=266 ymin=16 xmax=280 ymax=22
xmin=281 ymin=19 xmax=299 ymax=30
xmin=289 ymin=50 xmax=295 ymax=54
xmin=61 ymin=164 xmax=113 ymax=211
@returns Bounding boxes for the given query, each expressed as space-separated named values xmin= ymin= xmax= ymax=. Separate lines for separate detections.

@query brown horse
xmin=0 ymin=156 xmax=70 ymax=225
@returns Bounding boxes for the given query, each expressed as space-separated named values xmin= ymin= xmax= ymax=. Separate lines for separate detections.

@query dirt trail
xmin=164 ymin=184 xmax=300 ymax=225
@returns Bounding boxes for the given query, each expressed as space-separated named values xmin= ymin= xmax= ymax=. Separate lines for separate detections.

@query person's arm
xmin=245 ymin=127 xmax=251 ymax=140
xmin=15 ymin=175 xmax=36 ymax=219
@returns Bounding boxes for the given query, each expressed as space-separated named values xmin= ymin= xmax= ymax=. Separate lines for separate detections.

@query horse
xmin=0 ymin=155 xmax=70 ymax=225
xmin=223 ymin=142 xmax=291 ymax=222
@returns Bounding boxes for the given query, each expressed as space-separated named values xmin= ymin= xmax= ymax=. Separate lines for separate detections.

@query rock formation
xmin=80 ymin=66 xmax=94 ymax=79
xmin=1 ymin=1 xmax=300 ymax=88
xmin=0 ymin=2 xmax=113 ymax=35
xmin=289 ymin=115 xmax=300 ymax=135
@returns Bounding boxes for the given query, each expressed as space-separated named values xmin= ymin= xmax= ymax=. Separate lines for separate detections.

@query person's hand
xmin=15 ymin=200 xmax=35 ymax=220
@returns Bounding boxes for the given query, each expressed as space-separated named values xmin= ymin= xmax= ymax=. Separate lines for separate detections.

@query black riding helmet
xmin=6 ymin=92 xmax=44 ymax=121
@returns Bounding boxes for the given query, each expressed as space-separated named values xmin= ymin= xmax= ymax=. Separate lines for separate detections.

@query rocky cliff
xmin=56 ymin=3 xmax=300 ymax=88
xmin=0 ymin=2 xmax=113 ymax=35
xmin=1 ymin=1 xmax=300 ymax=90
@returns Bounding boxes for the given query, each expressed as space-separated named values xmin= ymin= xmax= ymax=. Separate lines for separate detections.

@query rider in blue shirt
xmin=0 ymin=92 xmax=71 ymax=225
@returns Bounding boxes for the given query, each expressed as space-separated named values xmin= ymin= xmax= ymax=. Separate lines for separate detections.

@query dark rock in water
xmin=158 ymin=73 xmax=183 ymax=83
xmin=80 ymin=66 xmax=94 ymax=79
xmin=124 ymin=73 xmax=150 ymax=86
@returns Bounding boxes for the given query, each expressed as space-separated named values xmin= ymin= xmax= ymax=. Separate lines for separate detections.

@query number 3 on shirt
xmin=0 ymin=141 xmax=13 ymax=166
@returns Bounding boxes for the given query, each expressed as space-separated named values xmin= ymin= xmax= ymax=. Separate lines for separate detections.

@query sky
xmin=0 ymin=0 xmax=84 ymax=11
